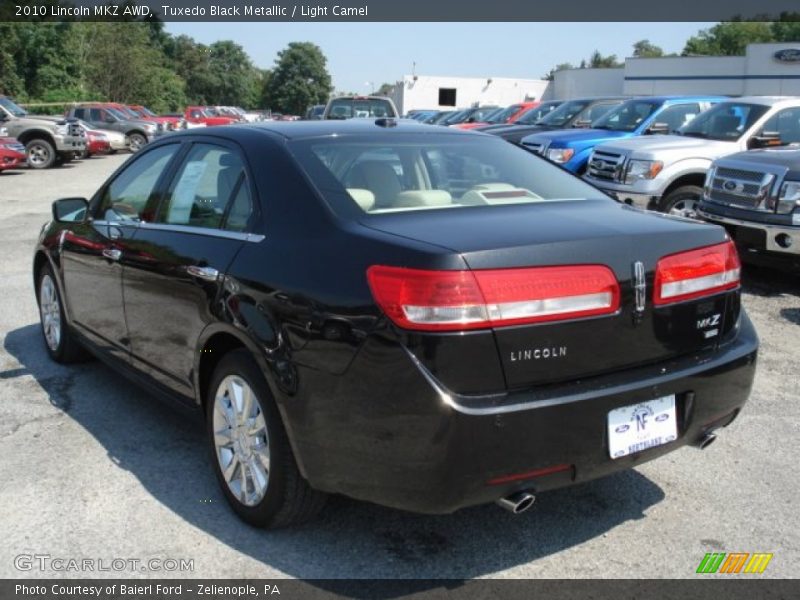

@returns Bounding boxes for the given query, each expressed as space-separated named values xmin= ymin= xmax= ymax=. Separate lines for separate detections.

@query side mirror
xmin=646 ymin=122 xmax=670 ymax=135
xmin=52 ymin=197 xmax=89 ymax=223
xmin=105 ymin=117 xmax=116 ymax=124
xmin=748 ymin=131 xmax=782 ymax=149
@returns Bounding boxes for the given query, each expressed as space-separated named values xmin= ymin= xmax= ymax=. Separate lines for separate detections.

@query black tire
xmin=206 ymin=349 xmax=326 ymax=528
xmin=108 ymin=149 xmax=118 ymax=155
xmin=37 ymin=264 xmax=89 ymax=363
xmin=25 ymin=138 xmax=56 ymax=169
xmin=127 ymin=133 xmax=147 ymax=153
xmin=660 ymin=185 xmax=703 ymax=218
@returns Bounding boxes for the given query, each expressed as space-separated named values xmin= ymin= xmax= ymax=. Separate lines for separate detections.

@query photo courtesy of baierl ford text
xmin=0 ymin=0 xmax=799 ymax=597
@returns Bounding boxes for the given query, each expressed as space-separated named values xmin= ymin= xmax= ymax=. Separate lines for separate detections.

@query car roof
xmin=168 ymin=118 xmax=483 ymax=141
xmin=627 ymin=95 xmax=727 ymax=103
xmin=726 ymin=96 xmax=798 ymax=106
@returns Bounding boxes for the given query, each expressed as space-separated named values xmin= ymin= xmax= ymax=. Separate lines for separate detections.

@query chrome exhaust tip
xmin=698 ymin=432 xmax=717 ymax=450
xmin=497 ymin=491 xmax=536 ymax=514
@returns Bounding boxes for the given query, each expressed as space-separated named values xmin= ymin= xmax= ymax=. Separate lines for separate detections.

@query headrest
xmin=393 ymin=190 xmax=453 ymax=207
xmin=347 ymin=188 xmax=376 ymax=211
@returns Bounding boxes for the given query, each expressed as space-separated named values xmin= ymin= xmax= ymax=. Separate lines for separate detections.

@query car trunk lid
xmin=362 ymin=200 xmax=740 ymax=390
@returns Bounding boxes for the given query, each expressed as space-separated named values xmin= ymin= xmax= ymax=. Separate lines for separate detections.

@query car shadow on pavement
xmin=742 ymin=264 xmax=800 ymax=298
xmin=4 ymin=323 xmax=665 ymax=582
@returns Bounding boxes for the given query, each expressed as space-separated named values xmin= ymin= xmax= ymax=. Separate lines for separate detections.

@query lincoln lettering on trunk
xmin=510 ymin=346 xmax=568 ymax=362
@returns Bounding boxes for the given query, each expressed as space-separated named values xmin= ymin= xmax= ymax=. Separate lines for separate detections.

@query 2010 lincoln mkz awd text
xmin=33 ymin=119 xmax=758 ymax=528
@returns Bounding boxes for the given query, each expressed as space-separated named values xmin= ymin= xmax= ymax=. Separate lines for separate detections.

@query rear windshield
xmin=326 ymin=98 xmax=397 ymax=119
xmin=291 ymin=135 xmax=607 ymax=215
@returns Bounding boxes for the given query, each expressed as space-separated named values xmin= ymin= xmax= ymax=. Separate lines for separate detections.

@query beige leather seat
xmin=347 ymin=161 xmax=403 ymax=208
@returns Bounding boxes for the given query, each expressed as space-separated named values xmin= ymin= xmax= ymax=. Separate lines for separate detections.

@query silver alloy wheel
xmin=39 ymin=274 xmax=61 ymax=351
xmin=668 ymin=197 xmax=700 ymax=219
xmin=213 ymin=375 xmax=270 ymax=506
xmin=128 ymin=134 xmax=146 ymax=152
xmin=27 ymin=142 xmax=51 ymax=167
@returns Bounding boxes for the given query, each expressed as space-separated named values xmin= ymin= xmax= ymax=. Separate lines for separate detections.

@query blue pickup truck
xmin=519 ymin=96 xmax=725 ymax=174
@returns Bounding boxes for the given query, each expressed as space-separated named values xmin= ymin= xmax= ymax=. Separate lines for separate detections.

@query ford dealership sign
xmin=774 ymin=49 xmax=800 ymax=63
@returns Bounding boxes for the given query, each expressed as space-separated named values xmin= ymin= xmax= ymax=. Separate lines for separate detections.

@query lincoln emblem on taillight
xmin=633 ymin=261 xmax=646 ymax=315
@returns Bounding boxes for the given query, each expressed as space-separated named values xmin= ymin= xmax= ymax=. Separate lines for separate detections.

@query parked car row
xmin=426 ymin=94 xmax=800 ymax=272
xmin=0 ymin=95 xmax=273 ymax=172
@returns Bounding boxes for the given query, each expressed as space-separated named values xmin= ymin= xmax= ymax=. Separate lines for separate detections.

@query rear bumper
xmin=286 ymin=313 xmax=758 ymax=514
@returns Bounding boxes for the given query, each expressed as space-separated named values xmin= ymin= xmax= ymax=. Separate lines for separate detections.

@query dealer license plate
xmin=608 ymin=395 xmax=677 ymax=459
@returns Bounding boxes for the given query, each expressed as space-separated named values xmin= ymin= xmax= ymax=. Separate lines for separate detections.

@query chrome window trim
xmin=91 ymin=219 xmax=264 ymax=242
xmin=139 ymin=221 xmax=265 ymax=242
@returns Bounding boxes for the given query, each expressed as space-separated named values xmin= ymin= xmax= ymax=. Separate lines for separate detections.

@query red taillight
xmin=654 ymin=241 xmax=740 ymax=306
xmin=366 ymin=265 xmax=620 ymax=332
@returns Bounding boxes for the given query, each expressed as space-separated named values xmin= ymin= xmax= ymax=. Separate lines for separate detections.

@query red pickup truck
xmin=128 ymin=105 xmax=183 ymax=130
xmin=184 ymin=106 xmax=238 ymax=127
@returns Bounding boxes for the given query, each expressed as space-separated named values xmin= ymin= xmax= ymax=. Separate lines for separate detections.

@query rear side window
xmin=96 ymin=144 xmax=179 ymax=222
xmin=157 ymin=143 xmax=252 ymax=231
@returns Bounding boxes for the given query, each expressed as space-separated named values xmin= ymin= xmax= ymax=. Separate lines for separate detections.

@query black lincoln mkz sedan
xmin=34 ymin=119 xmax=758 ymax=527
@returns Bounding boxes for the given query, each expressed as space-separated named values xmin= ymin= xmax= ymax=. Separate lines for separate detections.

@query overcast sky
xmin=165 ymin=22 xmax=716 ymax=92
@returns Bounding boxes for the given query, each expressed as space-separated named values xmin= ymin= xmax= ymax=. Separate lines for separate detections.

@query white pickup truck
xmin=583 ymin=96 xmax=800 ymax=217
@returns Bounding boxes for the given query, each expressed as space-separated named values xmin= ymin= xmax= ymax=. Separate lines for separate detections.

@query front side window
xmin=157 ymin=143 xmax=249 ymax=230
xmin=592 ymin=100 xmax=660 ymax=132
xmin=516 ymin=102 xmax=561 ymax=125
xmin=538 ymin=100 xmax=591 ymax=127
xmin=679 ymin=102 xmax=769 ymax=141
xmin=293 ymin=136 xmax=607 ymax=215
xmin=96 ymin=144 xmax=179 ymax=221
xmin=654 ymin=103 xmax=701 ymax=132
xmin=759 ymin=107 xmax=800 ymax=145
xmin=0 ymin=96 xmax=27 ymax=117
xmin=582 ymin=102 xmax=619 ymax=125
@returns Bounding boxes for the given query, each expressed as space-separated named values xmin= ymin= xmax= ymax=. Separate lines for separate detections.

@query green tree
xmin=264 ymin=42 xmax=332 ymax=114
xmin=0 ymin=24 xmax=24 ymax=96
xmin=771 ymin=14 xmax=800 ymax=42
xmin=82 ymin=22 xmax=185 ymax=111
xmin=203 ymin=40 xmax=260 ymax=107
xmin=376 ymin=82 xmax=394 ymax=96
xmin=588 ymin=50 xmax=621 ymax=68
xmin=632 ymin=40 xmax=665 ymax=58
xmin=682 ymin=21 xmax=774 ymax=56
xmin=543 ymin=62 xmax=575 ymax=81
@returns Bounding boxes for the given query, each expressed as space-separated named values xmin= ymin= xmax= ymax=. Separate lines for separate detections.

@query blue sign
xmin=774 ymin=49 xmax=800 ymax=63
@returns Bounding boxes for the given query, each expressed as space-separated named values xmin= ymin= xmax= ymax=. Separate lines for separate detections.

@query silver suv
xmin=0 ymin=95 xmax=85 ymax=169
xmin=584 ymin=97 xmax=800 ymax=217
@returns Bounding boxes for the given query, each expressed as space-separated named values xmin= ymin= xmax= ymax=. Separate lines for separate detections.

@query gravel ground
xmin=0 ymin=154 xmax=798 ymax=579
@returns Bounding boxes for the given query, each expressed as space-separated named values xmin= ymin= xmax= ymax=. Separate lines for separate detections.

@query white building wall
xmin=623 ymin=56 xmax=747 ymax=96
xmin=392 ymin=75 xmax=548 ymax=115
xmin=547 ymin=68 xmax=625 ymax=100
xmin=744 ymin=43 xmax=800 ymax=96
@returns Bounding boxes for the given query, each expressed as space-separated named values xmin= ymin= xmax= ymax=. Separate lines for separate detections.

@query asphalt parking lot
xmin=0 ymin=154 xmax=798 ymax=579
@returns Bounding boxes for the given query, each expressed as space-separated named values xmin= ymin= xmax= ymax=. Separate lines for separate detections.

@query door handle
xmin=102 ymin=248 xmax=122 ymax=261
xmin=187 ymin=265 xmax=219 ymax=282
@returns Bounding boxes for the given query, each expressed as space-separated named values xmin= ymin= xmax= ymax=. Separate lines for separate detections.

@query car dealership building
xmin=391 ymin=43 xmax=800 ymax=114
